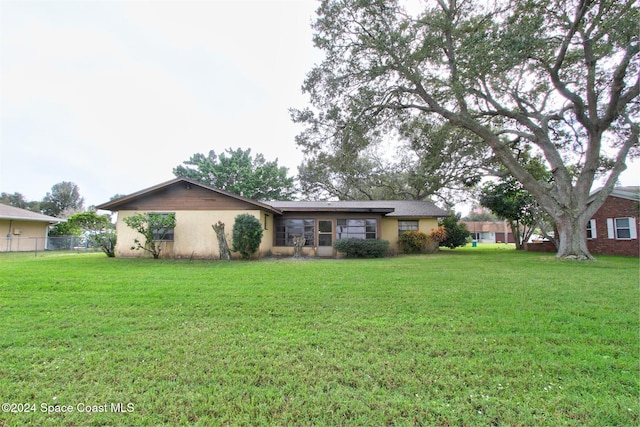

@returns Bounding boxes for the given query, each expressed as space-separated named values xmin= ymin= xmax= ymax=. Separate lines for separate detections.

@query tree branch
xmin=548 ymin=0 xmax=592 ymax=130
xmin=601 ymin=42 xmax=640 ymax=129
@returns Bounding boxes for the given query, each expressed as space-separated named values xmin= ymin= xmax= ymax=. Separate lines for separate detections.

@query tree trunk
xmin=554 ymin=215 xmax=594 ymax=260
xmin=292 ymin=236 xmax=306 ymax=258
xmin=212 ymin=222 xmax=231 ymax=260
xmin=509 ymin=220 xmax=523 ymax=250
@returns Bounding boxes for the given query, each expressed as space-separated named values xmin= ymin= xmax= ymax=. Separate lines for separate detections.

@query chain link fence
xmin=0 ymin=235 xmax=101 ymax=254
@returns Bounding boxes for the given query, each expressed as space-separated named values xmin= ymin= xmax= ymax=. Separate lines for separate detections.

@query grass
xmin=0 ymin=249 xmax=638 ymax=426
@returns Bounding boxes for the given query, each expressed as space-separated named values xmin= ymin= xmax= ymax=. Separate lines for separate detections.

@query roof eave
xmin=588 ymin=186 xmax=640 ymax=203
xmin=0 ymin=216 xmax=62 ymax=224
xmin=96 ymin=177 xmax=283 ymax=215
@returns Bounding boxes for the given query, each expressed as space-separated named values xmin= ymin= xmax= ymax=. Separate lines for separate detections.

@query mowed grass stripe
xmin=0 ymin=251 xmax=637 ymax=426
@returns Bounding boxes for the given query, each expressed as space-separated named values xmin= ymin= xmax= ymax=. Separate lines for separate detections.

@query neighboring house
xmin=524 ymin=186 xmax=639 ymax=256
xmin=96 ymin=177 xmax=450 ymax=258
xmin=585 ymin=186 xmax=639 ymax=257
xmin=463 ymin=221 xmax=515 ymax=244
xmin=0 ymin=204 xmax=61 ymax=252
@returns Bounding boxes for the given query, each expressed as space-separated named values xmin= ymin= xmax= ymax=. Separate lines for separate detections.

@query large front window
xmin=336 ymin=219 xmax=377 ymax=239
xmin=275 ymin=219 xmax=314 ymax=246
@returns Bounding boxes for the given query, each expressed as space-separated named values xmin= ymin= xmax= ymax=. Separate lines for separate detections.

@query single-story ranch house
xmin=96 ymin=177 xmax=450 ymax=258
xmin=0 ymin=204 xmax=61 ymax=252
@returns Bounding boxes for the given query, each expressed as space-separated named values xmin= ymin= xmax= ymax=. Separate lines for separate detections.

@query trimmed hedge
xmin=333 ymin=238 xmax=390 ymax=258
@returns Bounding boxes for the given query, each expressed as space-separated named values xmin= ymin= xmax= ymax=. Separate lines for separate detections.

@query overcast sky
xmin=1 ymin=0 xmax=638 ymax=210
xmin=1 ymin=0 xmax=319 ymax=207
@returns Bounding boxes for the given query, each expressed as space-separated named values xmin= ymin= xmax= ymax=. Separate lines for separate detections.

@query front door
xmin=317 ymin=220 xmax=333 ymax=257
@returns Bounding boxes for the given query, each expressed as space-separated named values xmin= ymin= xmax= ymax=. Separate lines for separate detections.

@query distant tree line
xmin=1 ymin=181 xmax=85 ymax=217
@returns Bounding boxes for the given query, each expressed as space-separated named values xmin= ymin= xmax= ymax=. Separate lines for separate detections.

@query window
xmin=615 ymin=218 xmax=631 ymax=239
xmin=586 ymin=219 xmax=596 ymax=239
xmin=336 ymin=219 xmax=377 ymax=239
xmin=275 ymin=219 xmax=314 ymax=246
xmin=607 ymin=217 xmax=638 ymax=240
xmin=150 ymin=213 xmax=175 ymax=242
xmin=398 ymin=220 xmax=419 ymax=236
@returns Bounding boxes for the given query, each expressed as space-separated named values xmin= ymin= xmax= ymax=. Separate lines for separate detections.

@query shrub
xmin=231 ymin=214 xmax=263 ymax=259
xmin=398 ymin=228 xmax=447 ymax=254
xmin=123 ymin=212 xmax=176 ymax=259
xmin=429 ymin=226 xmax=448 ymax=243
xmin=439 ymin=215 xmax=470 ymax=249
xmin=398 ymin=231 xmax=430 ymax=254
xmin=333 ymin=238 xmax=390 ymax=258
xmin=48 ymin=221 xmax=82 ymax=237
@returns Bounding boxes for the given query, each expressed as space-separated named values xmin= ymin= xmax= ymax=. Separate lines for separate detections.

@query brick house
xmin=585 ymin=186 xmax=639 ymax=257
xmin=525 ymin=186 xmax=639 ymax=256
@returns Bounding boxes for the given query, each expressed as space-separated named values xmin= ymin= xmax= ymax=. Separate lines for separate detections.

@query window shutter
xmin=629 ymin=218 xmax=637 ymax=239
xmin=589 ymin=219 xmax=597 ymax=239
xmin=607 ymin=218 xmax=615 ymax=239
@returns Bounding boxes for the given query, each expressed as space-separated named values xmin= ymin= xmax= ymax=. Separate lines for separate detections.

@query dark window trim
xmin=275 ymin=218 xmax=315 ymax=246
xmin=336 ymin=218 xmax=378 ymax=240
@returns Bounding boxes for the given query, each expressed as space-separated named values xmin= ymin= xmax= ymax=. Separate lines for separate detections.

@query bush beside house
xmin=333 ymin=238 xmax=390 ymax=258
xmin=231 ymin=214 xmax=264 ymax=260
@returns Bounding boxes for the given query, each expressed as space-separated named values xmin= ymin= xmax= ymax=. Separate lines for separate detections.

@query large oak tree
xmin=293 ymin=0 xmax=639 ymax=259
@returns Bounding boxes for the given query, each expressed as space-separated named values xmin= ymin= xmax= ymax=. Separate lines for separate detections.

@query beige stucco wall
xmin=116 ymin=210 xmax=273 ymax=259
xmin=381 ymin=217 xmax=440 ymax=253
xmin=271 ymin=246 xmax=317 ymax=257
xmin=0 ymin=220 xmax=50 ymax=252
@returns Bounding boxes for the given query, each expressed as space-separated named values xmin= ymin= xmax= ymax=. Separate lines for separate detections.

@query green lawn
xmin=0 ymin=250 xmax=638 ymax=426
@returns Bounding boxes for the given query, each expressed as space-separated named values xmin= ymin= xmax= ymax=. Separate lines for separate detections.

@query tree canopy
xmin=480 ymin=154 xmax=552 ymax=249
xmin=40 ymin=181 xmax=85 ymax=218
xmin=0 ymin=192 xmax=40 ymax=212
xmin=480 ymin=179 xmax=540 ymax=249
xmin=298 ymin=118 xmax=489 ymax=205
xmin=173 ymin=148 xmax=296 ymax=201
xmin=66 ymin=211 xmax=117 ymax=257
xmin=293 ymin=0 xmax=639 ymax=259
